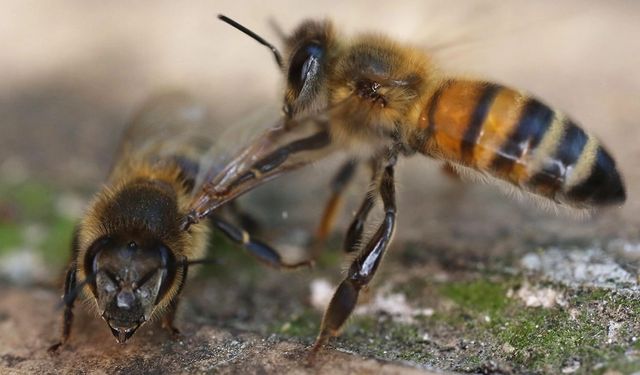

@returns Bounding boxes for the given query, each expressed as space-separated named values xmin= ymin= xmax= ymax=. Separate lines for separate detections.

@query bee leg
xmin=162 ymin=260 xmax=188 ymax=337
xmin=183 ymin=129 xmax=333 ymax=230
xmin=225 ymin=200 xmax=262 ymax=234
xmin=343 ymin=158 xmax=382 ymax=253
xmin=48 ymin=264 xmax=77 ymax=353
xmin=310 ymin=159 xmax=396 ymax=360
xmin=161 ymin=299 xmax=182 ymax=337
xmin=343 ymin=191 xmax=375 ymax=253
xmin=212 ymin=216 xmax=313 ymax=269
xmin=312 ymin=160 xmax=358 ymax=256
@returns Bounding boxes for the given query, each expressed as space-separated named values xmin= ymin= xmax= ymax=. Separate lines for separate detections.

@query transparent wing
xmin=192 ymin=105 xmax=282 ymax=193
xmin=109 ymin=92 xmax=211 ymax=181
xmin=110 ymin=91 xmax=283 ymax=196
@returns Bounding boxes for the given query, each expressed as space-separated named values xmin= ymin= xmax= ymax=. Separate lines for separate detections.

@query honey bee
xmin=48 ymin=92 xmax=311 ymax=352
xmin=183 ymin=15 xmax=627 ymax=357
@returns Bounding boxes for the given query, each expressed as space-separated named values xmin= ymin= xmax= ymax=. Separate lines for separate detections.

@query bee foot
xmin=47 ymin=342 xmax=63 ymax=355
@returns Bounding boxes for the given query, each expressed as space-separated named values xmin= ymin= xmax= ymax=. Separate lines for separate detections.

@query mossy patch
xmin=439 ymin=278 xmax=510 ymax=317
xmin=0 ymin=182 xmax=57 ymax=221
xmin=0 ymin=223 xmax=22 ymax=254
xmin=41 ymin=216 xmax=75 ymax=266
xmin=436 ymin=278 xmax=640 ymax=373
xmin=392 ymin=275 xmax=430 ymax=302
xmin=338 ymin=315 xmax=431 ymax=362
xmin=593 ymin=358 xmax=640 ymax=375
xmin=258 ymin=275 xmax=640 ymax=373
xmin=497 ymin=307 xmax=605 ymax=369
xmin=0 ymin=181 xmax=76 ymax=269
xmin=273 ymin=309 xmax=320 ymax=339
xmin=314 ymin=242 xmax=344 ymax=269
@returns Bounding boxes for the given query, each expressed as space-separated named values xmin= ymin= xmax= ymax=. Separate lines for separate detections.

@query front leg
xmin=161 ymin=299 xmax=182 ymax=337
xmin=48 ymin=264 xmax=78 ymax=353
xmin=185 ymin=128 xmax=332 ymax=229
xmin=212 ymin=216 xmax=313 ymax=269
xmin=225 ymin=200 xmax=261 ymax=235
xmin=161 ymin=260 xmax=188 ymax=336
xmin=310 ymin=157 xmax=397 ymax=358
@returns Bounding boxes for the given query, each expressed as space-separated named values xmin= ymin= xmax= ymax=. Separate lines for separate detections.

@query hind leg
xmin=310 ymin=156 xmax=397 ymax=358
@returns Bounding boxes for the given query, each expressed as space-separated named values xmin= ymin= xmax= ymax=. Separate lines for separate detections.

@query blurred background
xmin=0 ymin=1 xmax=639 ymax=373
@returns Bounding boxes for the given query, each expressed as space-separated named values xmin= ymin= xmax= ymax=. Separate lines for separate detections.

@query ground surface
xmin=0 ymin=1 xmax=639 ymax=374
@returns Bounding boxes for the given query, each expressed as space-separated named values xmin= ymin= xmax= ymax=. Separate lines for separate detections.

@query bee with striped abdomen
xmin=184 ymin=16 xmax=626 ymax=356
xmin=48 ymin=93 xmax=311 ymax=352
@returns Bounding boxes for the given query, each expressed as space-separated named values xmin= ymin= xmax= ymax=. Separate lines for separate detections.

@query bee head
xmin=85 ymin=235 xmax=176 ymax=343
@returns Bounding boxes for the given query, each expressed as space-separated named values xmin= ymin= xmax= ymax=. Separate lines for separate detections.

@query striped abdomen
xmin=417 ymin=80 xmax=626 ymax=207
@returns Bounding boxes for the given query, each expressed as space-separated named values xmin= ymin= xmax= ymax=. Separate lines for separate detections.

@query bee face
xmin=87 ymin=235 xmax=176 ymax=343
xmin=283 ymin=20 xmax=333 ymax=118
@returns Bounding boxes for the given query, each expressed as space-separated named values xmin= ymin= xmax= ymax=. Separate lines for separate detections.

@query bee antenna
xmin=218 ymin=14 xmax=284 ymax=69
xmin=267 ymin=16 xmax=286 ymax=41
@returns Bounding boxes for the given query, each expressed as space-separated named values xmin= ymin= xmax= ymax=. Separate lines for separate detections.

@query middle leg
xmin=226 ymin=200 xmax=262 ymax=234
xmin=211 ymin=216 xmax=313 ymax=269
xmin=312 ymin=159 xmax=358 ymax=256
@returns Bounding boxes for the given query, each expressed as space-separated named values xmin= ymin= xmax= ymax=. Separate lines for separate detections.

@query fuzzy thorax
xmin=327 ymin=34 xmax=435 ymax=155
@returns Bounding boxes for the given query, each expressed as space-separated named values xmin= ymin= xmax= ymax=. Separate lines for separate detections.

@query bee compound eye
xmin=289 ymin=42 xmax=324 ymax=95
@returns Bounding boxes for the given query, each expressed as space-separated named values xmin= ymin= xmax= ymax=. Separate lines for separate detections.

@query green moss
xmin=0 ymin=182 xmax=56 ymax=221
xmin=628 ymin=295 xmax=640 ymax=316
xmin=0 ymin=182 xmax=75 ymax=269
xmin=595 ymin=359 xmax=640 ymax=375
xmin=269 ymin=275 xmax=640 ymax=373
xmin=0 ymin=223 xmax=22 ymax=254
xmin=492 ymin=288 xmax=640 ymax=373
xmin=39 ymin=216 xmax=75 ymax=266
xmin=273 ymin=309 xmax=320 ymax=338
xmin=0 ymin=181 xmax=77 ymax=267
xmin=392 ymin=275 xmax=430 ymax=301
xmin=497 ymin=307 xmax=603 ymax=368
xmin=429 ymin=310 xmax=469 ymax=327
xmin=439 ymin=279 xmax=509 ymax=317
xmin=315 ymin=244 xmax=344 ymax=269
xmin=434 ymin=278 xmax=640 ymax=373
xmin=572 ymin=288 xmax=610 ymax=306
xmin=339 ymin=316 xmax=429 ymax=362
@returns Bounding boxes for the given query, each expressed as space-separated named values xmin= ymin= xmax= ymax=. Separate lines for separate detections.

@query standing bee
xmin=48 ymin=93 xmax=311 ymax=352
xmin=183 ymin=15 xmax=626 ymax=357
